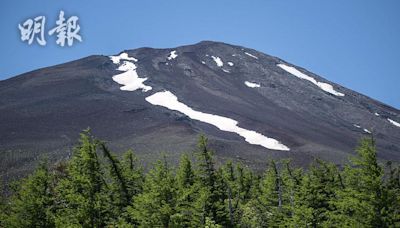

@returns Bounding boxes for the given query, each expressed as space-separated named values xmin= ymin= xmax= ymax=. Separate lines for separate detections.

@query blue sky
xmin=0 ymin=0 xmax=399 ymax=109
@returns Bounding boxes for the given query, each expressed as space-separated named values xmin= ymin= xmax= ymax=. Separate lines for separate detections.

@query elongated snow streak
xmin=277 ymin=64 xmax=345 ymax=97
xmin=375 ymin=112 xmax=380 ymax=116
xmin=167 ymin=50 xmax=178 ymax=60
xmin=211 ymin=56 xmax=223 ymax=67
xmin=109 ymin=53 xmax=152 ymax=92
xmin=364 ymin=129 xmax=371 ymax=134
xmin=227 ymin=61 xmax=234 ymax=66
xmin=245 ymin=52 xmax=258 ymax=59
xmin=245 ymin=81 xmax=261 ymax=88
xmin=145 ymin=91 xmax=290 ymax=151
xmin=388 ymin=118 xmax=400 ymax=128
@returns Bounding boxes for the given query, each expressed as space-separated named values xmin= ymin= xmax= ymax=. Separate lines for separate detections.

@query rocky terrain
xmin=1 ymin=41 xmax=399 ymax=180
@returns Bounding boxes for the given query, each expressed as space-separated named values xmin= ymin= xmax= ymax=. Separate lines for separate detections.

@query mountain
xmin=1 ymin=41 xmax=400 ymax=180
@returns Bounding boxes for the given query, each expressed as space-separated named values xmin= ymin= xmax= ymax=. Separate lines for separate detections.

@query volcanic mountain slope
xmin=1 ymin=41 xmax=400 ymax=180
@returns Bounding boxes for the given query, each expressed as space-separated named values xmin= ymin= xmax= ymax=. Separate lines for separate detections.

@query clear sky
xmin=0 ymin=0 xmax=399 ymax=109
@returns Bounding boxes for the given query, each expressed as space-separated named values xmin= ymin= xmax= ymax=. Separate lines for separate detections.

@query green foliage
xmin=292 ymin=160 xmax=341 ymax=227
xmin=4 ymin=160 xmax=55 ymax=227
xmin=173 ymin=154 xmax=199 ymax=227
xmin=328 ymin=137 xmax=399 ymax=227
xmin=195 ymin=135 xmax=230 ymax=227
xmin=1 ymin=133 xmax=399 ymax=227
xmin=54 ymin=130 xmax=110 ymax=227
xmin=128 ymin=157 xmax=177 ymax=227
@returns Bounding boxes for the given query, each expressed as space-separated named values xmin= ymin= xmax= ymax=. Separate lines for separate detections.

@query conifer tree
xmin=292 ymin=159 xmax=341 ymax=227
xmin=194 ymin=135 xmax=230 ymax=227
xmin=129 ymin=157 xmax=177 ymax=227
xmin=252 ymin=160 xmax=286 ymax=226
xmin=279 ymin=159 xmax=302 ymax=226
xmin=5 ymin=160 xmax=55 ymax=227
xmin=329 ymin=137 xmax=394 ymax=227
xmin=171 ymin=153 xmax=199 ymax=227
xmin=54 ymin=130 xmax=110 ymax=227
xmin=2 ymin=131 xmax=400 ymax=227
xmin=121 ymin=149 xmax=144 ymax=198
xmin=101 ymin=144 xmax=145 ymax=225
xmin=221 ymin=161 xmax=255 ymax=225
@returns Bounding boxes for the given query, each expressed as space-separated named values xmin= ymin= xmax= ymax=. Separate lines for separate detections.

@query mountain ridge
xmin=1 ymin=40 xmax=399 ymax=181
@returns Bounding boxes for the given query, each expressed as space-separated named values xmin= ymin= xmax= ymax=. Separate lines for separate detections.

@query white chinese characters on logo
xmin=18 ymin=16 xmax=47 ymax=46
xmin=18 ymin=11 xmax=82 ymax=47
xmin=49 ymin=11 xmax=82 ymax=47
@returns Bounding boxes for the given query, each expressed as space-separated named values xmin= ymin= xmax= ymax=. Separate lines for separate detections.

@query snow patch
xmin=245 ymin=81 xmax=261 ymax=88
xmin=201 ymin=61 xmax=206 ymax=64
xmin=211 ymin=56 xmax=223 ymax=67
xmin=145 ymin=91 xmax=290 ymax=151
xmin=277 ymin=64 xmax=345 ymax=97
xmin=353 ymin=124 xmax=361 ymax=128
xmin=388 ymin=118 xmax=400 ymax=128
xmin=375 ymin=112 xmax=380 ymax=116
xmin=244 ymin=52 xmax=258 ymax=59
xmin=109 ymin=52 xmax=137 ymax=64
xmin=109 ymin=54 xmax=152 ymax=92
xmin=227 ymin=62 xmax=234 ymax=66
xmin=363 ymin=129 xmax=371 ymax=134
xmin=222 ymin=69 xmax=230 ymax=73
xmin=167 ymin=50 xmax=178 ymax=60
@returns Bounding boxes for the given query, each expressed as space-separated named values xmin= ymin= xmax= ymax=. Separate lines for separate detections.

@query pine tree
xmin=328 ymin=137 xmax=393 ymax=227
xmin=5 ymin=160 xmax=55 ymax=227
xmin=171 ymin=153 xmax=199 ymax=227
xmin=250 ymin=160 xmax=286 ymax=226
xmin=292 ymin=159 xmax=341 ymax=227
xmin=3 ymin=131 xmax=400 ymax=227
xmin=221 ymin=161 xmax=236 ymax=225
xmin=384 ymin=162 xmax=400 ymax=226
xmin=54 ymin=130 xmax=110 ymax=227
xmin=121 ymin=149 xmax=144 ymax=198
xmin=101 ymin=144 xmax=144 ymax=225
xmin=194 ymin=135 xmax=230 ymax=227
xmin=129 ymin=157 xmax=177 ymax=227
xmin=279 ymin=159 xmax=303 ymax=226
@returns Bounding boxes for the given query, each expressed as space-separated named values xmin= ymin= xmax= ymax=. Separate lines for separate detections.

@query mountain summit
xmin=1 ymin=41 xmax=399 ymax=179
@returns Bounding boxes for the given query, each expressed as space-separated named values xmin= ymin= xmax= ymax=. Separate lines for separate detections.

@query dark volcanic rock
xmin=1 ymin=41 xmax=399 ymax=180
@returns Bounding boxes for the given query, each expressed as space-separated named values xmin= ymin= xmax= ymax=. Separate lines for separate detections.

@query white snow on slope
xmin=245 ymin=52 xmax=258 ymax=59
xmin=364 ymin=129 xmax=371 ymax=134
xmin=277 ymin=64 xmax=345 ymax=97
xmin=109 ymin=54 xmax=152 ymax=92
xmin=145 ymin=91 xmax=290 ymax=151
xmin=211 ymin=56 xmax=223 ymax=67
xmin=222 ymin=69 xmax=230 ymax=73
xmin=375 ymin=112 xmax=380 ymax=116
xmin=245 ymin=81 xmax=261 ymax=88
xmin=110 ymin=52 xmax=137 ymax=64
xmin=388 ymin=118 xmax=400 ymax=128
xmin=354 ymin=124 xmax=371 ymax=133
xmin=227 ymin=62 xmax=234 ymax=66
xmin=167 ymin=50 xmax=178 ymax=60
